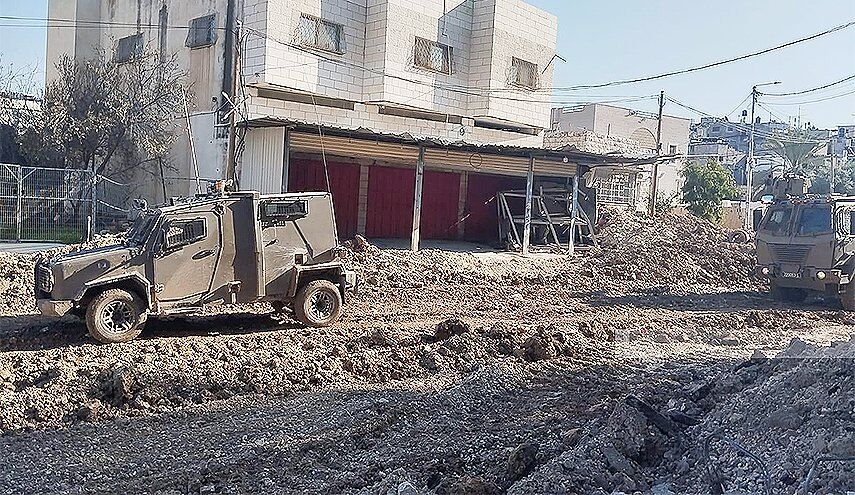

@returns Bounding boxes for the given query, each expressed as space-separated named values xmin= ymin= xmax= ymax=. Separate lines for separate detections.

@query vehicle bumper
xmin=756 ymin=266 xmax=845 ymax=291
xmin=37 ymin=299 xmax=73 ymax=317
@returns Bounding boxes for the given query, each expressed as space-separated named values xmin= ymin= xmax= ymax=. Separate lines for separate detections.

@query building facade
xmin=46 ymin=0 xmax=576 ymax=247
xmin=549 ymin=103 xmax=691 ymax=210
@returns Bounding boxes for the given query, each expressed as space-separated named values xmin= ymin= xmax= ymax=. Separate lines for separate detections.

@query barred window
xmin=297 ymin=14 xmax=344 ymax=53
xmin=114 ymin=33 xmax=143 ymax=64
xmin=596 ymin=172 xmax=636 ymax=206
xmin=186 ymin=14 xmax=217 ymax=48
xmin=413 ymin=37 xmax=453 ymax=74
xmin=164 ymin=218 xmax=207 ymax=250
xmin=511 ymin=57 xmax=539 ymax=90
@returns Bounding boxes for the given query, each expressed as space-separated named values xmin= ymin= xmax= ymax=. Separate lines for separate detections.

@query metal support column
xmin=569 ymin=174 xmax=580 ymax=256
xmin=522 ymin=155 xmax=534 ymax=255
xmin=410 ymin=146 xmax=425 ymax=252
xmin=15 ymin=166 xmax=22 ymax=242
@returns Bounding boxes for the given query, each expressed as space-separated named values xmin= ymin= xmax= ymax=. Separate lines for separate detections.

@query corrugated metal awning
xmin=289 ymin=132 xmax=577 ymax=177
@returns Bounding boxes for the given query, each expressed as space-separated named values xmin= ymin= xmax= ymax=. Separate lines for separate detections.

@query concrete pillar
xmin=457 ymin=171 xmax=468 ymax=239
xmin=357 ymin=163 xmax=370 ymax=236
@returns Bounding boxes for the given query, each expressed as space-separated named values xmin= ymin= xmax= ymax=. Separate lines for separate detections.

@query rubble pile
xmin=665 ymin=337 xmax=855 ymax=494
xmin=583 ymin=209 xmax=758 ymax=290
xmin=515 ymin=337 xmax=855 ymax=495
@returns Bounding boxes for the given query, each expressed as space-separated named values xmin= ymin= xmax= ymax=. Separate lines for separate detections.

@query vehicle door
xmin=836 ymin=204 xmax=855 ymax=262
xmin=152 ymin=211 xmax=221 ymax=305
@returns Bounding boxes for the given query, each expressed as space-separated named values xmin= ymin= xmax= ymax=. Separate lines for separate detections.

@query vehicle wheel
xmin=85 ymin=289 xmax=148 ymax=343
xmin=770 ymin=283 xmax=807 ymax=303
xmin=841 ymin=284 xmax=855 ymax=311
xmin=293 ymin=280 xmax=342 ymax=327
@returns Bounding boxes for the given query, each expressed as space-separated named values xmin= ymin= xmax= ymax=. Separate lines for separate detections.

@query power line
xmin=535 ymin=19 xmax=855 ymax=92
xmin=760 ymin=87 xmax=855 ymax=106
xmin=761 ymin=73 xmax=855 ymax=96
xmin=667 ymin=96 xmax=827 ymax=144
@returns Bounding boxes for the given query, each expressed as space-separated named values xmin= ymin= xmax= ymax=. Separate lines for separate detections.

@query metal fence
xmin=0 ymin=164 xmax=94 ymax=243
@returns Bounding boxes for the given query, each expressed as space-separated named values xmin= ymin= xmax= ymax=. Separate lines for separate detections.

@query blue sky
xmin=1 ymin=1 xmax=854 ymax=128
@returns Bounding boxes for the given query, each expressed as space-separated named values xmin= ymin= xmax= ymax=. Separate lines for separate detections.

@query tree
xmin=14 ymin=51 xmax=186 ymax=176
xmin=681 ymin=160 xmax=740 ymax=222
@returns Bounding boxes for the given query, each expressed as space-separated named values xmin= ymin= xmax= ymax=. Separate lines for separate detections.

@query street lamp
xmin=745 ymin=81 xmax=781 ymax=231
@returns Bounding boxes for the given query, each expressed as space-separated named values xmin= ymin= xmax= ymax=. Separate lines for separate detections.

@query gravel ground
xmin=0 ymin=213 xmax=852 ymax=494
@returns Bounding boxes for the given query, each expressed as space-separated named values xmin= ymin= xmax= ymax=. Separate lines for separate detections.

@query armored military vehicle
xmin=35 ymin=188 xmax=356 ymax=343
xmin=755 ymin=176 xmax=855 ymax=309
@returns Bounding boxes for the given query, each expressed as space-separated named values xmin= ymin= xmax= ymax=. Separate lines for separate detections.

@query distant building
xmin=550 ymin=103 xmax=691 ymax=155
xmin=548 ymin=103 xmax=691 ymax=211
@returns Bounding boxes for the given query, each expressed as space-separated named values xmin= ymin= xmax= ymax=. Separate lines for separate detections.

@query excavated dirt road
xmin=0 ymin=213 xmax=852 ymax=495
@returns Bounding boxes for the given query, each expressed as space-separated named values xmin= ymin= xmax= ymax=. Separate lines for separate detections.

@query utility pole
xmin=649 ymin=90 xmax=665 ymax=216
xmin=745 ymin=86 xmax=757 ymax=231
xmin=745 ymin=81 xmax=781 ymax=230
xmin=225 ymin=21 xmax=241 ymax=185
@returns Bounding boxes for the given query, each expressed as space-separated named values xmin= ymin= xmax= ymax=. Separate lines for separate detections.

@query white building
xmin=46 ymin=0 xmax=559 ymax=202
xmin=46 ymin=0 xmax=600 ymax=248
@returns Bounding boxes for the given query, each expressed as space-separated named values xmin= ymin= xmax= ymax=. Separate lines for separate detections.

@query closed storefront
xmin=421 ymin=169 xmax=461 ymax=240
xmin=366 ymin=165 xmax=415 ymax=239
xmin=288 ymin=157 xmax=361 ymax=239
xmin=464 ymin=173 xmax=526 ymax=243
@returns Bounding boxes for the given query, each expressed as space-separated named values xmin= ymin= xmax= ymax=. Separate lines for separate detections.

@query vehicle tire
xmin=841 ymin=284 xmax=855 ymax=311
xmin=293 ymin=280 xmax=342 ymax=328
xmin=85 ymin=288 xmax=148 ymax=343
xmin=770 ymin=283 xmax=807 ymax=303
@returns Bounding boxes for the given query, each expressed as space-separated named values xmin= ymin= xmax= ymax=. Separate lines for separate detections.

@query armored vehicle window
xmin=760 ymin=207 xmax=792 ymax=234
xmin=164 ymin=218 xmax=207 ymax=250
xmin=261 ymin=200 xmax=308 ymax=222
xmin=796 ymin=206 xmax=832 ymax=236
xmin=127 ymin=213 xmax=156 ymax=246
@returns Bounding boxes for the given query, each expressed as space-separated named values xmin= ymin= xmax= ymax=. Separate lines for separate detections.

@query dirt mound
xmin=582 ymin=210 xmax=758 ymax=291
xmin=0 ymin=234 xmax=125 ymax=316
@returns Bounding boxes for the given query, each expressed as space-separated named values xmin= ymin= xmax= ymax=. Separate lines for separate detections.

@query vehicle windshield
xmin=125 ymin=212 xmax=157 ymax=246
xmin=795 ymin=205 xmax=832 ymax=236
xmin=760 ymin=206 xmax=792 ymax=235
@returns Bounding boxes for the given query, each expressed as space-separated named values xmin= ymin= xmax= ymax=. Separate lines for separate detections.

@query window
xmin=596 ymin=172 xmax=635 ymax=206
xmin=711 ymin=126 xmax=721 ymax=133
xmin=163 ymin=218 xmax=207 ymax=250
xmin=114 ymin=33 xmax=143 ymax=64
xmin=413 ymin=37 xmax=453 ymax=74
xmin=796 ymin=206 xmax=832 ymax=236
xmin=669 ymin=144 xmax=677 ymax=155
xmin=511 ymin=57 xmax=539 ymax=90
xmin=261 ymin=200 xmax=309 ymax=222
xmin=761 ymin=206 xmax=792 ymax=235
xmin=186 ymin=14 xmax=217 ymax=48
xmin=297 ymin=14 xmax=344 ymax=53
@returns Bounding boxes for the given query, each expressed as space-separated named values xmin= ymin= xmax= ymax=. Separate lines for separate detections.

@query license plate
xmin=782 ymin=271 xmax=800 ymax=279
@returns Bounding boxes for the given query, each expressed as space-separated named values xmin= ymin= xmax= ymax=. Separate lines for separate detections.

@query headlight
xmin=761 ymin=266 xmax=770 ymax=276
xmin=816 ymin=271 xmax=826 ymax=280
